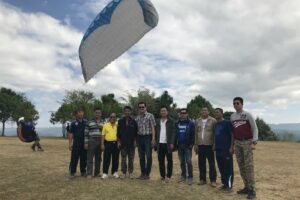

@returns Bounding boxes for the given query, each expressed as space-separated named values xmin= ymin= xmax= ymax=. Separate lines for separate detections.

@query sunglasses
xmin=233 ymin=102 xmax=240 ymax=105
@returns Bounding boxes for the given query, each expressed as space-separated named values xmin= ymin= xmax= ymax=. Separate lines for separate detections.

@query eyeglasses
xmin=139 ymin=106 xmax=145 ymax=109
xmin=233 ymin=102 xmax=240 ymax=105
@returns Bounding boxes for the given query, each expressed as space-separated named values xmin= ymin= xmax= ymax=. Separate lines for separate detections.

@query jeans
xmin=137 ymin=135 xmax=152 ymax=176
xmin=178 ymin=143 xmax=193 ymax=178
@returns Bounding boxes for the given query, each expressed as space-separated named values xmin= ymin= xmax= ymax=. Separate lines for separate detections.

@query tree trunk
xmin=62 ymin=123 xmax=66 ymax=138
xmin=2 ymin=121 xmax=5 ymax=136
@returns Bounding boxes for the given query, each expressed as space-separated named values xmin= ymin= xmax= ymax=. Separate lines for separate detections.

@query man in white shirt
xmin=155 ymin=106 xmax=176 ymax=182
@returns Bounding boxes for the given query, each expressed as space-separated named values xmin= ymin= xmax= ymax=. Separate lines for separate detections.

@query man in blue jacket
xmin=176 ymin=108 xmax=195 ymax=185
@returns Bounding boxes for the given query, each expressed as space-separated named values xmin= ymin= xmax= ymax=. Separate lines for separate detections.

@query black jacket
xmin=117 ymin=117 xmax=138 ymax=148
xmin=155 ymin=118 xmax=176 ymax=146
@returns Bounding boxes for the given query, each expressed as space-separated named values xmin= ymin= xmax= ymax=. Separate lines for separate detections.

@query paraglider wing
xmin=79 ymin=0 xmax=159 ymax=82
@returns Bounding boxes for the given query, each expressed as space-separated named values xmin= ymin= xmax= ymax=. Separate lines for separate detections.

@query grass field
xmin=0 ymin=137 xmax=299 ymax=200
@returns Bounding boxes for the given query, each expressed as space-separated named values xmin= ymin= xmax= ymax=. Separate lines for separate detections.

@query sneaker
xmin=210 ymin=182 xmax=217 ymax=187
xmin=112 ymin=172 xmax=119 ymax=179
xmin=237 ymin=187 xmax=249 ymax=195
xmin=129 ymin=173 xmax=134 ymax=179
xmin=247 ymin=190 xmax=256 ymax=199
xmin=197 ymin=180 xmax=207 ymax=185
xmin=69 ymin=174 xmax=75 ymax=179
xmin=165 ymin=177 xmax=170 ymax=183
xmin=37 ymin=147 xmax=44 ymax=151
xmin=219 ymin=185 xmax=227 ymax=190
xmin=188 ymin=178 xmax=193 ymax=185
xmin=102 ymin=173 xmax=108 ymax=179
xmin=178 ymin=177 xmax=186 ymax=183
xmin=120 ymin=173 xmax=126 ymax=179
xmin=136 ymin=174 xmax=146 ymax=180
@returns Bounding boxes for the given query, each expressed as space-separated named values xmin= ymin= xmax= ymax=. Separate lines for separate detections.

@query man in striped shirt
xmin=84 ymin=108 xmax=104 ymax=178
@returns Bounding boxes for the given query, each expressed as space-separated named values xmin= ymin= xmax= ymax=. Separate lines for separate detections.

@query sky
xmin=1 ymin=0 xmax=300 ymax=127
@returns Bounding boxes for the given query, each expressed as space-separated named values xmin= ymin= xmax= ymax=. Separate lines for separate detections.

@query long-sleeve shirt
xmin=230 ymin=111 xmax=258 ymax=142
xmin=84 ymin=119 xmax=104 ymax=144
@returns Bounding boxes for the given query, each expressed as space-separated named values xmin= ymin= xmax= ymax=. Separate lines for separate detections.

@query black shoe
xmin=247 ymin=190 xmax=256 ymax=199
xmin=237 ymin=187 xmax=249 ymax=195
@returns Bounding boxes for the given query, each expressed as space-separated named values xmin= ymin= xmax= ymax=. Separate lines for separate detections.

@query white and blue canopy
xmin=79 ymin=0 xmax=159 ymax=82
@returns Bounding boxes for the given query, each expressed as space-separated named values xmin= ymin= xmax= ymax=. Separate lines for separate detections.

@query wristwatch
xmin=252 ymin=141 xmax=257 ymax=145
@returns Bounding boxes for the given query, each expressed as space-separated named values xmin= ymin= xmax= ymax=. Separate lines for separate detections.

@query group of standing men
xmin=68 ymin=97 xmax=258 ymax=199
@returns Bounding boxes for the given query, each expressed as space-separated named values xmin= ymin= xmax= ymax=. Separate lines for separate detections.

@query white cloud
xmin=1 ymin=0 xmax=300 ymax=125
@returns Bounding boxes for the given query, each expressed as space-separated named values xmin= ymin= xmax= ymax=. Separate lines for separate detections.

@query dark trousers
xmin=137 ymin=135 xmax=152 ymax=176
xmin=103 ymin=141 xmax=119 ymax=174
xmin=121 ymin=146 xmax=135 ymax=174
xmin=158 ymin=143 xmax=173 ymax=178
xmin=178 ymin=143 xmax=193 ymax=178
xmin=70 ymin=139 xmax=87 ymax=175
xmin=198 ymin=145 xmax=217 ymax=182
xmin=216 ymin=150 xmax=234 ymax=188
xmin=87 ymin=137 xmax=101 ymax=176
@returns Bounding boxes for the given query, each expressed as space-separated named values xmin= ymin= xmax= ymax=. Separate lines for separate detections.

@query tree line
xmin=0 ymin=87 xmax=278 ymax=141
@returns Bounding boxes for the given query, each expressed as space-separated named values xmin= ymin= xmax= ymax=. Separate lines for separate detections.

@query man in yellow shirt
xmin=101 ymin=112 xmax=120 ymax=179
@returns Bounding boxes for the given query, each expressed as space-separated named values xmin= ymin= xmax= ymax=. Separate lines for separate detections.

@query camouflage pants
xmin=121 ymin=147 xmax=135 ymax=174
xmin=235 ymin=140 xmax=255 ymax=190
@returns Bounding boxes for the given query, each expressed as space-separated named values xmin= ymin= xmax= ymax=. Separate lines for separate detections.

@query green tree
xmin=50 ymin=90 xmax=95 ymax=137
xmin=256 ymin=117 xmax=278 ymax=141
xmin=0 ymin=87 xmax=38 ymax=136
xmin=155 ymin=91 xmax=178 ymax=119
xmin=125 ymin=88 xmax=157 ymax=116
xmin=187 ymin=95 xmax=214 ymax=119
xmin=99 ymin=94 xmax=122 ymax=118
xmin=223 ymin=111 xmax=234 ymax=121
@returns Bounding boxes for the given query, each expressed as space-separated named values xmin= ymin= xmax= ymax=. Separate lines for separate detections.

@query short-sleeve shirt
xmin=136 ymin=112 xmax=156 ymax=136
xmin=70 ymin=119 xmax=87 ymax=140
xmin=102 ymin=122 xmax=118 ymax=142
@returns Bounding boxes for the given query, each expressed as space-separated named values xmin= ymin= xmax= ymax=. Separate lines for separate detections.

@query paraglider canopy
xmin=17 ymin=119 xmax=37 ymax=143
xmin=79 ymin=0 xmax=159 ymax=82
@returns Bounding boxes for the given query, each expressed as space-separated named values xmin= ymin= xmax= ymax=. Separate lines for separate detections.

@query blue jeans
xmin=178 ymin=143 xmax=193 ymax=178
xmin=138 ymin=135 xmax=152 ymax=176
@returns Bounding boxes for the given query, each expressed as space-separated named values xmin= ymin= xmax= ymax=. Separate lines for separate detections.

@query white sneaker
xmin=101 ymin=173 xmax=108 ymax=179
xmin=112 ymin=172 xmax=119 ymax=179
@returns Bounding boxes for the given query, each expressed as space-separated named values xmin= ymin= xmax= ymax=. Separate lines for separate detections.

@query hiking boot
xmin=188 ymin=178 xmax=193 ymax=186
xmin=178 ymin=176 xmax=186 ymax=183
xmin=247 ymin=190 xmax=256 ymax=199
xmin=210 ymin=182 xmax=217 ymax=187
xmin=237 ymin=187 xmax=249 ymax=195
xmin=197 ymin=180 xmax=207 ymax=185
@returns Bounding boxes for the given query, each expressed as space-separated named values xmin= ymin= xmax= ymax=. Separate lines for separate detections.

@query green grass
xmin=0 ymin=137 xmax=300 ymax=200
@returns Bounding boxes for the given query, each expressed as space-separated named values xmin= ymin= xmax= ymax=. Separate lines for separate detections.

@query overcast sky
xmin=1 ymin=0 xmax=300 ymax=127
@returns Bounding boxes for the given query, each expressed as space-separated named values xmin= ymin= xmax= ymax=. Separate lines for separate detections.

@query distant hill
xmin=269 ymin=123 xmax=300 ymax=141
